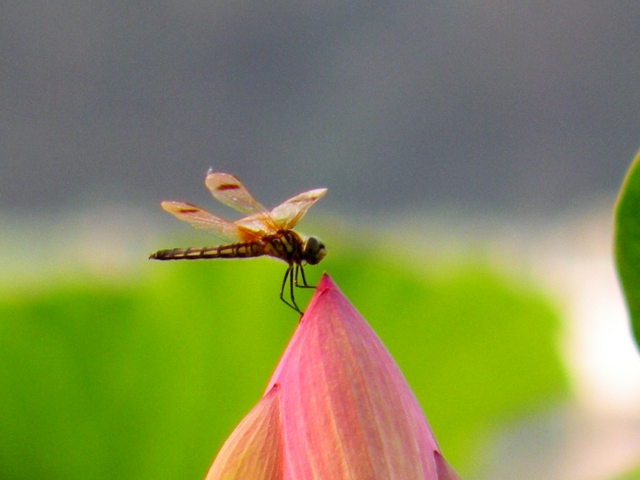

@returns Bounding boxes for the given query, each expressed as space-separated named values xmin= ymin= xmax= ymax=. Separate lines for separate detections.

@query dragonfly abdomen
xmin=150 ymin=242 xmax=265 ymax=261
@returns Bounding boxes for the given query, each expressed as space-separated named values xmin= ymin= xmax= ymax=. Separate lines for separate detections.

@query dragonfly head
xmin=302 ymin=236 xmax=326 ymax=265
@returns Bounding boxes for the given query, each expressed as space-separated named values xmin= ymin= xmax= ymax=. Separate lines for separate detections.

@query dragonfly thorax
xmin=301 ymin=236 xmax=326 ymax=265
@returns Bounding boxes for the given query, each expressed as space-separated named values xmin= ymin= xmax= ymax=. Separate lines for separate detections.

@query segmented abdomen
xmin=150 ymin=242 xmax=265 ymax=261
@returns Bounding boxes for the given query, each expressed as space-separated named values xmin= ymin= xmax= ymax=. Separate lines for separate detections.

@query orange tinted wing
xmin=234 ymin=212 xmax=281 ymax=237
xmin=269 ymin=188 xmax=327 ymax=230
xmin=205 ymin=171 xmax=268 ymax=215
xmin=160 ymin=201 xmax=261 ymax=242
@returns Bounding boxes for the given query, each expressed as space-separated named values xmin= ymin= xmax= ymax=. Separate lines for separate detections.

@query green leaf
xmin=614 ymin=149 xmax=640 ymax=350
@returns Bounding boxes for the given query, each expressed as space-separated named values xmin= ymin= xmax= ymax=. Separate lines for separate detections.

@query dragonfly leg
xmin=293 ymin=263 xmax=301 ymax=286
xmin=295 ymin=263 xmax=315 ymax=289
xmin=280 ymin=265 xmax=302 ymax=314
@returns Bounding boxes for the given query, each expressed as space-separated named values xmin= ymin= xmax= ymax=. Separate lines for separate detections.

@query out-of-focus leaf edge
xmin=614 ymin=148 xmax=640 ymax=351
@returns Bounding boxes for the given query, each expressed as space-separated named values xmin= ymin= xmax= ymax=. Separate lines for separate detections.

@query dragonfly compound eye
xmin=303 ymin=236 xmax=327 ymax=265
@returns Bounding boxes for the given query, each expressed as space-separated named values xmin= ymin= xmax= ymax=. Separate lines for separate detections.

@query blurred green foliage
xmin=613 ymin=464 xmax=640 ymax=480
xmin=0 ymin=241 xmax=567 ymax=479
xmin=615 ymin=148 xmax=640 ymax=350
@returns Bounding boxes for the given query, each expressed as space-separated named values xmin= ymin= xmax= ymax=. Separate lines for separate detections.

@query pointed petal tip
xmin=434 ymin=451 xmax=462 ymax=480
xmin=317 ymin=272 xmax=336 ymax=290
xmin=301 ymin=273 xmax=341 ymax=320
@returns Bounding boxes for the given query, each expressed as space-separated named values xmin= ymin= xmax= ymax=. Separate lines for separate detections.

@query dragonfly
xmin=149 ymin=170 xmax=327 ymax=313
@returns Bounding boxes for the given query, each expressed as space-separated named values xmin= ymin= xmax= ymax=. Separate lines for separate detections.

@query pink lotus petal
xmin=204 ymin=384 xmax=284 ymax=480
xmin=435 ymin=451 xmax=462 ymax=480
xmin=265 ymin=274 xmax=459 ymax=480
xmin=206 ymin=274 xmax=460 ymax=480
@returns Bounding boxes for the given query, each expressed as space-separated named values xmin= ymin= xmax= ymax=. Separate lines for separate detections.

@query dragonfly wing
xmin=160 ymin=201 xmax=260 ymax=242
xmin=269 ymin=188 xmax=327 ymax=230
xmin=234 ymin=212 xmax=280 ymax=237
xmin=205 ymin=171 xmax=267 ymax=215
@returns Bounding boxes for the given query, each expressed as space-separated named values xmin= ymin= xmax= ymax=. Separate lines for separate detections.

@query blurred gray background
xmin=1 ymin=1 xmax=639 ymax=215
